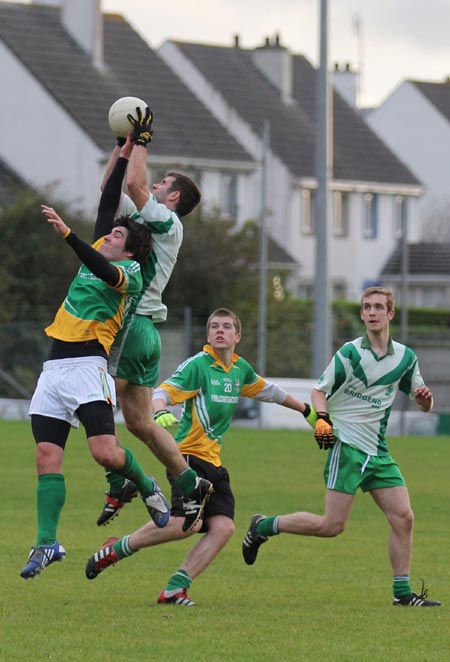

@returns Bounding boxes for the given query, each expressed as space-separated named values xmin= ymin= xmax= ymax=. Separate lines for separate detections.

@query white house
xmin=159 ymin=35 xmax=423 ymax=302
xmin=366 ymin=78 xmax=450 ymax=235
xmin=0 ymin=0 xmax=256 ymax=221
xmin=0 ymin=2 xmax=424 ymax=304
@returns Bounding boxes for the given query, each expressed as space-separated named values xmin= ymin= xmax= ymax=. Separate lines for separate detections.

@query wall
xmin=0 ymin=41 xmax=102 ymax=215
xmin=366 ymin=82 xmax=450 ymax=220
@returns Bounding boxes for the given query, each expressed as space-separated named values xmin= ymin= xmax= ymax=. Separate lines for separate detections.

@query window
xmin=393 ymin=195 xmax=407 ymax=239
xmin=301 ymin=189 xmax=315 ymax=234
xmin=333 ymin=191 xmax=350 ymax=237
xmin=363 ymin=193 xmax=378 ymax=238
xmin=221 ymin=173 xmax=237 ymax=219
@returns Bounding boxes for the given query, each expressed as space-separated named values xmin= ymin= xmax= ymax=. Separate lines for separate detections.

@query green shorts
xmin=324 ymin=441 xmax=406 ymax=494
xmin=108 ymin=313 xmax=161 ymax=387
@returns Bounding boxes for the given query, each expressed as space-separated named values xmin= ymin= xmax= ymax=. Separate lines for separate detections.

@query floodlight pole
xmin=312 ymin=0 xmax=332 ymax=377
xmin=257 ymin=120 xmax=270 ymax=427
xmin=399 ymin=200 xmax=409 ymax=435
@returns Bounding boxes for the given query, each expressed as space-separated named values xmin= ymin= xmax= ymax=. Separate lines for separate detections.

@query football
xmin=108 ymin=96 xmax=148 ymax=138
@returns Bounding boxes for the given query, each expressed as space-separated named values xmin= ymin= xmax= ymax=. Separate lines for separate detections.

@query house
xmin=366 ymin=77 xmax=450 ymax=238
xmin=0 ymin=1 xmax=423 ymax=303
xmin=159 ymin=35 xmax=423 ymax=301
xmin=0 ymin=0 xmax=256 ymax=224
xmin=381 ymin=242 xmax=450 ymax=308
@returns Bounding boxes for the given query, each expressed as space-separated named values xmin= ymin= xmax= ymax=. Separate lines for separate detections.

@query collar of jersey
xmin=361 ymin=333 xmax=394 ymax=355
xmin=203 ymin=344 xmax=239 ymax=372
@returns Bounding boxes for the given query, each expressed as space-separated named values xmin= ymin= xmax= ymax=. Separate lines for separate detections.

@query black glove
xmin=127 ymin=106 xmax=154 ymax=147
xmin=116 ymin=136 xmax=126 ymax=147
xmin=314 ymin=412 xmax=335 ymax=450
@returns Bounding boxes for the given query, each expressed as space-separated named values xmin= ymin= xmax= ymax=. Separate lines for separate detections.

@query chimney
xmin=332 ymin=62 xmax=358 ymax=108
xmin=35 ymin=0 xmax=102 ymax=70
xmin=251 ymin=33 xmax=293 ymax=104
xmin=32 ymin=0 xmax=104 ymax=68
xmin=62 ymin=0 xmax=103 ymax=69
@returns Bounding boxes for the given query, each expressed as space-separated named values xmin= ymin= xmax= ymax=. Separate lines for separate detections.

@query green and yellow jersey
xmin=154 ymin=344 xmax=280 ymax=466
xmin=45 ymin=239 xmax=142 ymax=354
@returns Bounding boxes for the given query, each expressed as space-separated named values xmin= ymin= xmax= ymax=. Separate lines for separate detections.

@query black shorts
xmin=167 ymin=454 xmax=235 ymax=532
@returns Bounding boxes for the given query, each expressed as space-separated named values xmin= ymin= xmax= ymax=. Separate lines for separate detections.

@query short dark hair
xmin=166 ymin=171 xmax=201 ymax=217
xmin=114 ymin=216 xmax=152 ymax=265
xmin=206 ymin=308 xmax=242 ymax=335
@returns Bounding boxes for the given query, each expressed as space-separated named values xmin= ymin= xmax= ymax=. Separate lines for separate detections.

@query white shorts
xmin=29 ymin=357 xmax=116 ymax=427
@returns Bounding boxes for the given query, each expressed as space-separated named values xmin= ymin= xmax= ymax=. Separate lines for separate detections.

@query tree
xmin=163 ymin=211 xmax=261 ymax=320
xmin=0 ymin=190 xmax=91 ymax=395
xmin=422 ymin=197 xmax=450 ymax=241
xmin=0 ymin=190 xmax=92 ymax=322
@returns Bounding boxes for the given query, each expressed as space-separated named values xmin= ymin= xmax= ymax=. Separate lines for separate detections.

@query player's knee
xmin=90 ymin=439 xmax=121 ymax=469
xmin=36 ymin=442 xmax=63 ymax=473
xmin=399 ymin=508 xmax=414 ymax=532
xmin=124 ymin=418 xmax=146 ymax=440
xmin=322 ymin=520 xmax=346 ymax=537
xmin=210 ymin=517 xmax=235 ymax=544
xmin=222 ymin=518 xmax=235 ymax=540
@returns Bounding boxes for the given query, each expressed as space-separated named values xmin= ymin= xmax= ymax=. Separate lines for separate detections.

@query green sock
xmin=105 ymin=470 xmax=129 ymax=495
xmin=165 ymin=568 xmax=192 ymax=593
xmin=36 ymin=473 xmax=66 ymax=546
xmin=119 ymin=447 xmax=155 ymax=498
xmin=175 ymin=467 xmax=197 ymax=497
xmin=256 ymin=516 xmax=280 ymax=537
xmin=393 ymin=575 xmax=412 ymax=598
xmin=112 ymin=535 xmax=137 ymax=560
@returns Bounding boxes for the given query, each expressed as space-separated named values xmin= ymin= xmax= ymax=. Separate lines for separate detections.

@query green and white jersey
xmin=119 ymin=193 xmax=183 ymax=322
xmin=315 ymin=335 xmax=425 ymax=455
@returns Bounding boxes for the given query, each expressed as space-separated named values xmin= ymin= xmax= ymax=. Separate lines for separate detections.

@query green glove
xmin=127 ymin=106 xmax=154 ymax=147
xmin=154 ymin=409 xmax=179 ymax=428
xmin=302 ymin=403 xmax=318 ymax=429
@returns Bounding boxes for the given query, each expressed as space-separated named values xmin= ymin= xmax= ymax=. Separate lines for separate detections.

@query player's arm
xmin=100 ymin=145 xmax=121 ymax=192
xmin=152 ymin=392 xmax=179 ymax=429
xmin=126 ymin=106 xmax=154 ymax=211
xmin=94 ymin=135 xmax=134 ymax=241
xmin=311 ymin=388 xmax=328 ymax=413
xmin=127 ymin=145 xmax=150 ymax=211
xmin=41 ymin=205 xmax=123 ymax=287
xmin=152 ymin=364 xmax=200 ymax=427
xmin=241 ymin=374 xmax=315 ymax=424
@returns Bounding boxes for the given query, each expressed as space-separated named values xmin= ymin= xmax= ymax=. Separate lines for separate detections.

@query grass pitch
xmin=1 ymin=421 xmax=448 ymax=661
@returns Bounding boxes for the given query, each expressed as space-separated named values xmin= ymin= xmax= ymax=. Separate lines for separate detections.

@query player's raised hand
xmin=41 ymin=205 xmax=70 ymax=238
xmin=314 ymin=412 xmax=335 ymax=450
xmin=119 ymin=132 xmax=134 ymax=160
xmin=127 ymin=106 xmax=154 ymax=147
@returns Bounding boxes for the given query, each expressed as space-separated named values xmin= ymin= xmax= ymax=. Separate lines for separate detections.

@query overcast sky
xmin=101 ymin=0 xmax=450 ymax=107
xmin=6 ymin=1 xmax=450 ymax=107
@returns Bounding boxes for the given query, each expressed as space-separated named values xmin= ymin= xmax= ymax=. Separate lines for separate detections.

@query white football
xmin=108 ymin=96 xmax=148 ymax=138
